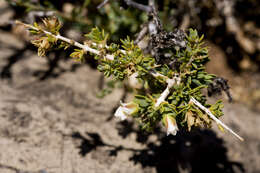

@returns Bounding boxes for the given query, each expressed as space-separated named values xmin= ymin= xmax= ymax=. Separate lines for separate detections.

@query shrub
xmin=14 ymin=0 xmax=243 ymax=141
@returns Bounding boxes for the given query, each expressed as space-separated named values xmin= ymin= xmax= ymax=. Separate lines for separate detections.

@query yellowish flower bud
xmin=114 ymin=101 xmax=139 ymax=120
xmin=128 ymin=72 xmax=142 ymax=89
xmin=163 ymin=114 xmax=179 ymax=136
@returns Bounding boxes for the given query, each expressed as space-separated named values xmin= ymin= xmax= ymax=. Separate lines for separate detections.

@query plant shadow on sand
xmin=0 ymin=42 xmax=84 ymax=81
xmin=72 ymin=121 xmax=245 ymax=173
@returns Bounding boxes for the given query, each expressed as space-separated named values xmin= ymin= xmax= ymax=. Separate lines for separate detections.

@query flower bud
xmin=128 ymin=72 xmax=142 ymax=89
xmin=114 ymin=101 xmax=139 ymax=120
xmin=41 ymin=37 xmax=50 ymax=49
xmin=163 ymin=114 xmax=178 ymax=136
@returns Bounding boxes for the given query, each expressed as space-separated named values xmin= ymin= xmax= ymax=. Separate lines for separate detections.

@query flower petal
xmin=114 ymin=101 xmax=139 ymax=121
xmin=114 ymin=106 xmax=127 ymax=120
xmin=164 ymin=115 xmax=179 ymax=136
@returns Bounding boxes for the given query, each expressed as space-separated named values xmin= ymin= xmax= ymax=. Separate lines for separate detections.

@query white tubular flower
xmin=163 ymin=114 xmax=179 ymax=136
xmin=128 ymin=72 xmax=142 ymax=89
xmin=114 ymin=101 xmax=138 ymax=121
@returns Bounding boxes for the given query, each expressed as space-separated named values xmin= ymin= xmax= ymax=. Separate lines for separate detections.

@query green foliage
xmin=85 ymin=27 xmax=109 ymax=45
xmin=83 ymin=27 xmax=223 ymax=132
xmin=23 ymin=17 xmax=224 ymax=134
xmin=70 ymin=49 xmax=85 ymax=62
xmin=97 ymin=36 xmax=156 ymax=80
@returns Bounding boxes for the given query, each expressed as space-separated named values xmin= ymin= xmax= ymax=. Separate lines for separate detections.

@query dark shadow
xmin=71 ymin=132 xmax=105 ymax=156
xmin=0 ymin=43 xmax=71 ymax=81
xmin=32 ymin=50 xmax=68 ymax=80
xmin=71 ymin=128 xmax=244 ymax=173
xmin=116 ymin=120 xmax=159 ymax=144
xmin=0 ymin=41 xmax=83 ymax=81
xmin=32 ymin=50 xmax=97 ymax=81
xmin=70 ymin=131 xmax=140 ymax=157
xmin=0 ymin=44 xmax=34 ymax=79
xmin=0 ymin=22 xmax=91 ymax=82
xmin=130 ymin=129 xmax=245 ymax=173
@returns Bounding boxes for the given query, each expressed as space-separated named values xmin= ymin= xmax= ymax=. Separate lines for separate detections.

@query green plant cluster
xmin=26 ymin=17 xmax=224 ymax=133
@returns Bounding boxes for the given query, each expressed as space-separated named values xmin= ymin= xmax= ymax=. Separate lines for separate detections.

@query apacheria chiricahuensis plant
xmin=15 ymin=1 xmax=243 ymax=141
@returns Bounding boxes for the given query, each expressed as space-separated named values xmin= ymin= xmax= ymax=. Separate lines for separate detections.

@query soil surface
xmin=0 ymin=1 xmax=260 ymax=173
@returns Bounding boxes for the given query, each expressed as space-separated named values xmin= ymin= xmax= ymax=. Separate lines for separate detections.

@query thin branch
xmin=155 ymin=78 xmax=176 ymax=107
xmin=190 ymin=97 xmax=244 ymax=141
xmin=149 ymin=70 xmax=168 ymax=79
xmin=151 ymin=70 xmax=243 ymax=141
xmin=16 ymin=20 xmax=165 ymax=81
xmin=97 ymin=0 xmax=110 ymax=9
xmin=15 ymin=20 xmax=114 ymax=60
xmin=134 ymin=25 xmax=148 ymax=44
xmin=148 ymin=0 xmax=155 ymax=7
xmin=124 ymin=0 xmax=152 ymax=13
xmin=154 ymin=74 xmax=181 ymax=107
xmin=27 ymin=11 xmax=55 ymax=24
xmin=186 ymin=55 xmax=194 ymax=67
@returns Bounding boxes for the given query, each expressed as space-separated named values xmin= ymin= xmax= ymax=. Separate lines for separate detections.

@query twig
xmin=134 ymin=25 xmax=148 ymax=44
xmin=124 ymin=0 xmax=152 ymax=13
xmin=16 ymin=20 xmax=165 ymax=81
xmin=190 ymin=97 xmax=244 ymax=141
xmin=186 ymin=55 xmax=194 ymax=67
xmin=155 ymin=78 xmax=176 ymax=107
xmin=148 ymin=0 xmax=155 ymax=7
xmin=154 ymin=74 xmax=181 ymax=107
xmin=151 ymin=69 xmax=243 ymax=141
xmin=149 ymin=70 xmax=168 ymax=79
xmin=15 ymin=20 xmax=114 ymax=60
xmin=97 ymin=0 xmax=110 ymax=9
xmin=27 ymin=11 xmax=55 ymax=24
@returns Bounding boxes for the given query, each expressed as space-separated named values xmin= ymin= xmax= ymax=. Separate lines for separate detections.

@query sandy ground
xmin=0 ymin=1 xmax=260 ymax=173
